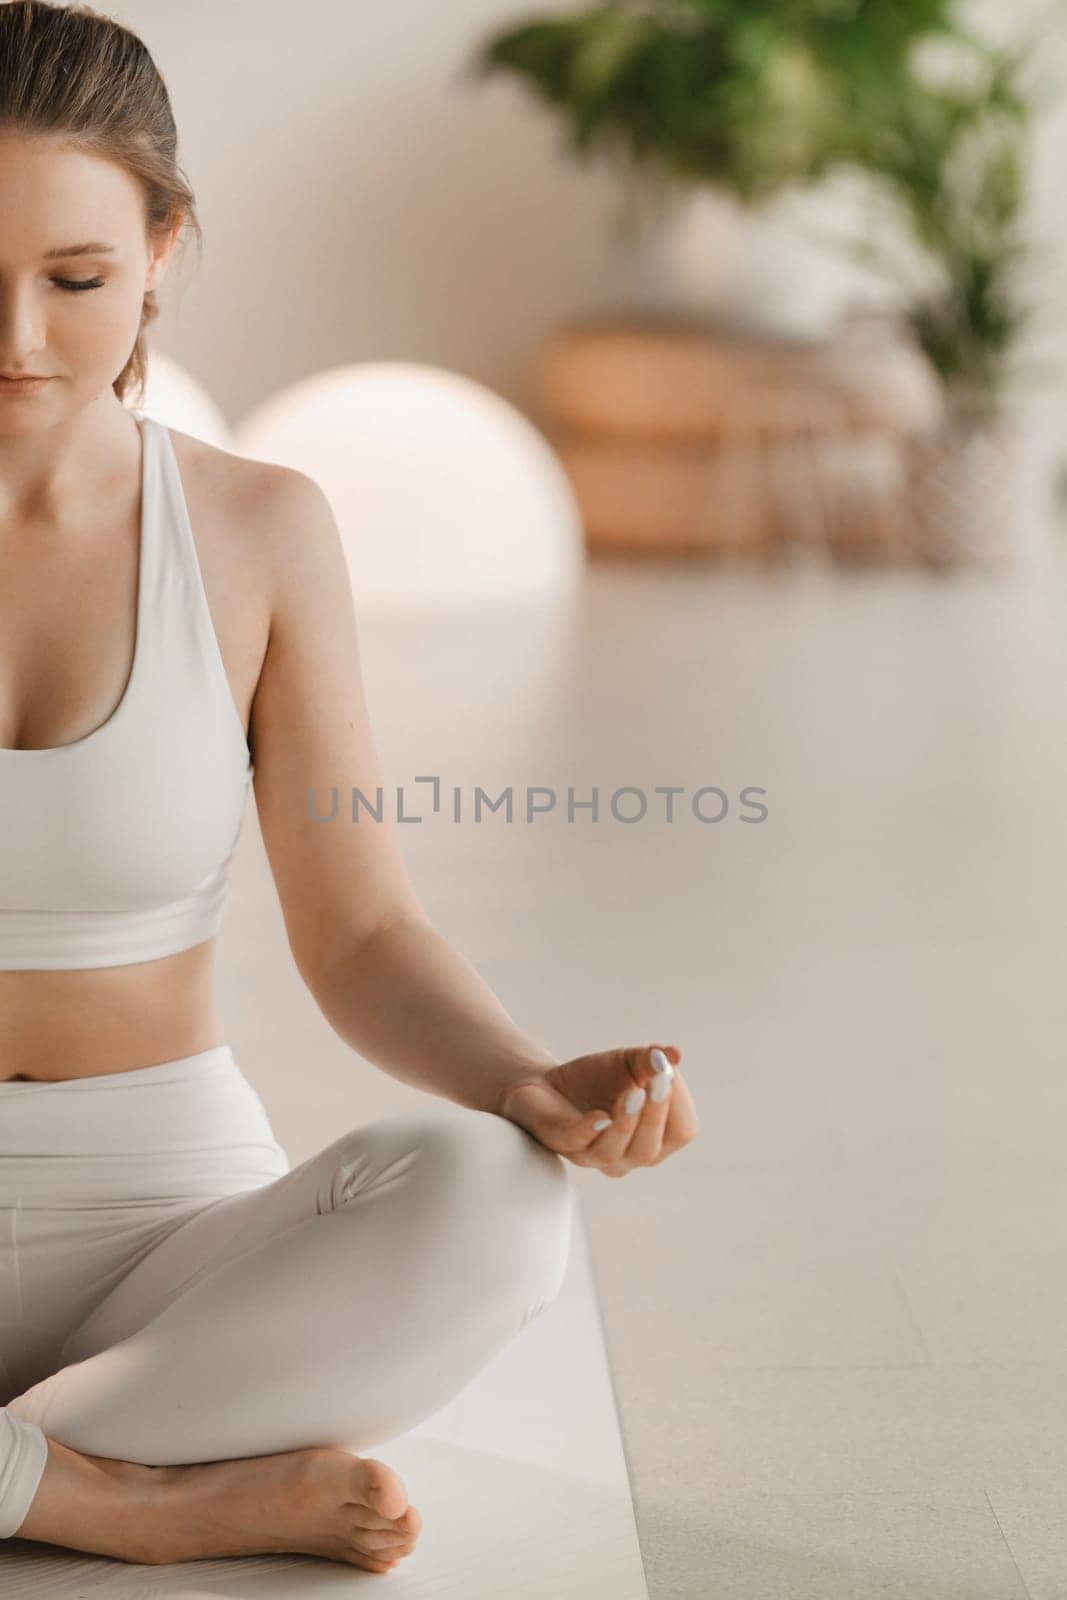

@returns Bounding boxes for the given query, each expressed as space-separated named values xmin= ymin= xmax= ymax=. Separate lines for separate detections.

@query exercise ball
xmin=130 ymin=345 xmax=231 ymax=447
xmin=233 ymin=363 xmax=585 ymax=615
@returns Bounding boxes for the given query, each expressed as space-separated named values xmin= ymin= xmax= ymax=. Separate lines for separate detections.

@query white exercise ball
xmin=128 ymin=345 xmax=232 ymax=447
xmin=232 ymin=363 xmax=585 ymax=616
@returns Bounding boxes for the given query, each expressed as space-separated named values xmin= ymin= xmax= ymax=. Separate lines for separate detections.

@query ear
xmin=145 ymin=213 xmax=184 ymax=293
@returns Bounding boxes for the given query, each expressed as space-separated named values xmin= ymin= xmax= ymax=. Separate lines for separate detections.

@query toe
xmin=350 ymin=1551 xmax=397 ymax=1572
xmin=362 ymin=1457 xmax=409 ymax=1521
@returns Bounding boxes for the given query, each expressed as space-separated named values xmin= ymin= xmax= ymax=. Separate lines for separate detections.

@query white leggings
xmin=0 ymin=1046 xmax=574 ymax=1539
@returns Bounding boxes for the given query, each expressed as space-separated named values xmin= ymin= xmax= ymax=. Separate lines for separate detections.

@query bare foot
xmin=24 ymin=1442 xmax=421 ymax=1572
xmin=144 ymin=1446 xmax=421 ymax=1570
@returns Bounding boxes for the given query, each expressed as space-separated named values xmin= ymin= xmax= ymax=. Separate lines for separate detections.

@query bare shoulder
xmin=166 ymin=426 xmax=341 ymax=627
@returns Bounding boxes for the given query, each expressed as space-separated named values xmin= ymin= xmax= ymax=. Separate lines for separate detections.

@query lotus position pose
xmin=0 ymin=0 xmax=698 ymax=1575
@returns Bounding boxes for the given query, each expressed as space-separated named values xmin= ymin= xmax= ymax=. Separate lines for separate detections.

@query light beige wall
xmin=120 ymin=0 xmax=1064 ymax=465
xmin=117 ymin=0 xmax=643 ymax=427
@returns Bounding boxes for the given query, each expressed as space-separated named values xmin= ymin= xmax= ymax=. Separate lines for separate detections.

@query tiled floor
xmin=557 ymin=541 xmax=1067 ymax=1598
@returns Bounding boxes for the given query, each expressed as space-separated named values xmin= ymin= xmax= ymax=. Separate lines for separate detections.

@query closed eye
xmin=54 ymin=276 xmax=106 ymax=292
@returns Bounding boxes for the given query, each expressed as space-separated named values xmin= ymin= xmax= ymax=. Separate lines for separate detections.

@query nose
xmin=0 ymin=278 xmax=48 ymax=369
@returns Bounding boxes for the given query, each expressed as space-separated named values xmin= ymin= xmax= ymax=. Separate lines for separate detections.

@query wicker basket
xmin=535 ymin=319 xmax=942 ymax=562
xmin=551 ymin=429 xmax=914 ymax=563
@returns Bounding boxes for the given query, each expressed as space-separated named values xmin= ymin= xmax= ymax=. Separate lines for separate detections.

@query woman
xmin=0 ymin=0 xmax=698 ymax=1574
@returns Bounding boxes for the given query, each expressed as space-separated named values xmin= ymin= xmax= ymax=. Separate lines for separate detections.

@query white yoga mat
xmin=3 ymin=1206 xmax=649 ymax=1598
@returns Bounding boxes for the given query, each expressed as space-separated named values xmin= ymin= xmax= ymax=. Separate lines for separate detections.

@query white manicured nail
xmin=649 ymin=1072 xmax=672 ymax=1104
xmin=650 ymin=1048 xmax=672 ymax=1074
xmin=592 ymin=1117 xmax=612 ymax=1132
xmin=624 ymin=1087 xmax=646 ymax=1116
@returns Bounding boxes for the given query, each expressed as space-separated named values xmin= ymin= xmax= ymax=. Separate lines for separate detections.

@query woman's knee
xmin=329 ymin=1109 xmax=574 ymax=1312
xmin=422 ymin=1109 xmax=574 ymax=1317
xmin=429 ymin=1106 xmax=569 ymax=1195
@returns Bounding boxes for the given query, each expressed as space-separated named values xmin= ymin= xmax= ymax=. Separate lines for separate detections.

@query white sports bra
xmin=0 ymin=409 xmax=255 ymax=971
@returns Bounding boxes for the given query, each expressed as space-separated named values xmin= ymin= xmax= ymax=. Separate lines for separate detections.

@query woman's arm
xmin=306 ymin=910 xmax=560 ymax=1115
xmin=245 ymin=467 xmax=558 ymax=1113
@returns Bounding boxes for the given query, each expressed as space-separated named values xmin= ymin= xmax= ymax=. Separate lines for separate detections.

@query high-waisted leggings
xmin=0 ymin=1046 xmax=574 ymax=1539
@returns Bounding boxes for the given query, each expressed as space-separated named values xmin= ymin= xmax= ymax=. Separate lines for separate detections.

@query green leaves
xmin=569 ymin=9 xmax=656 ymax=102
xmin=838 ymin=31 xmax=1037 ymax=413
xmin=472 ymin=1 xmax=1046 ymax=417
xmin=473 ymin=1 xmax=961 ymax=199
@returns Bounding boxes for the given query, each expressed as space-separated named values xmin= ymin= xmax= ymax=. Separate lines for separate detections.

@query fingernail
xmin=592 ymin=1117 xmax=612 ymax=1132
xmin=649 ymin=1072 xmax=672 ymax=1104
xmin=624 ymin=1087 xmax=646 ymax=1116
xmin=650 ymin=1048 xmax=672 ymax=1074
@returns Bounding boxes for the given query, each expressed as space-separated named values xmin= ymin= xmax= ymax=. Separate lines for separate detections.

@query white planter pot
xmin=615 ymin=182 xmax=891 ymax=338
xmin=616 ymin=185 xmax=745 ymax=320
xmin=906 ymin=418 xmax=1050 ymax=572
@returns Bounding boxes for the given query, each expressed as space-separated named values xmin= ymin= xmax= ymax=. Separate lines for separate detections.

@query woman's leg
xmin=7 ymin=1107 xmax=574 ymax=1470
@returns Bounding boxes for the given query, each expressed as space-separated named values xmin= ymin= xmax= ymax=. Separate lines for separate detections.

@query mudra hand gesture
xmin=498 ymin=1045 xmax=697 ymax=1178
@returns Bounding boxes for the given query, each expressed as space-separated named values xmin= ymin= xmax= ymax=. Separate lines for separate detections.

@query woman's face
xmin=0 ymin=130 xmax=177 ymax=427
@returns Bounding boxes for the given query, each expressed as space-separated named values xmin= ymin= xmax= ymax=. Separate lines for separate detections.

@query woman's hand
xmin=496 ymin=1044 xmax=697 ymax=1177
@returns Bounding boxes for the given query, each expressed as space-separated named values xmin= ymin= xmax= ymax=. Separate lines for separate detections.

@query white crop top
xmin=0 ymin=409 xmax=255 ymax=970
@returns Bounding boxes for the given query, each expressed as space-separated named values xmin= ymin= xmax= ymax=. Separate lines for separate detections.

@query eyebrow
xmin=43 ymin=242 xmax=116 ymax=260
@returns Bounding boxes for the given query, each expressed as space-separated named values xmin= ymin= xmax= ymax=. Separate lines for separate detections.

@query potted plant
xmin=471 ymin=3 xmax=1057 ymax=568
xmin=829 ymin=28 xmax=1055 ymax=568
xmin=470 ymin=0 xmax=967 ymax=316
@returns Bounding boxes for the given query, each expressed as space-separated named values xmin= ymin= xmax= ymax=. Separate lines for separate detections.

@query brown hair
xmin=0 ymin=0 xmax=201 ymax=405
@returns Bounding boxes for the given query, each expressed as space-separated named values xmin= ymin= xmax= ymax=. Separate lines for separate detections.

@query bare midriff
xmin=0 ymin=939 xmax=228 ymax=1080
